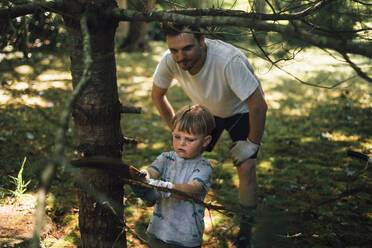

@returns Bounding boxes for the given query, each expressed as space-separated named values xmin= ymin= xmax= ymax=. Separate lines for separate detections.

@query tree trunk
xmin=118 ymin=0 xmax=155 ymax=52
xmin=63 ymin=1 xmax=126 ymax=247
xmin=115 ymin=0 xmax=129 ymax=43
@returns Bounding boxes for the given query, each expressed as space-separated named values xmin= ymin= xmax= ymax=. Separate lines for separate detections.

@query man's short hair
xmin=161 ymin=22 xmax=202 ymax=40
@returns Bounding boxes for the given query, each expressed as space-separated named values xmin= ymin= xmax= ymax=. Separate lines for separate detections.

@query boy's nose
xmin=180 ymin=138 xmax=186 ymax=146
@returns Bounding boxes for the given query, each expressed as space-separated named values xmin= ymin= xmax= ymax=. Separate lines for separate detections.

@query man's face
xmin=166 ymin=33 xmax=205 ymax=74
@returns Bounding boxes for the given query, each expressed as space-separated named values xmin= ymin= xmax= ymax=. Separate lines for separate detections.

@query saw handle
xmin=347 ymin=150 xmax=369 ymax=162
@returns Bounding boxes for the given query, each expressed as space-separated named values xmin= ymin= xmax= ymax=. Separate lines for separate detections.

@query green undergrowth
xmin=0 ymin=41 xmax=371 ymax=247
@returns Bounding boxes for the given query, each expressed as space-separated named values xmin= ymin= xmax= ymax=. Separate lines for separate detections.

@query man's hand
xmin=231 ymin=138 xmax=260 ymax=166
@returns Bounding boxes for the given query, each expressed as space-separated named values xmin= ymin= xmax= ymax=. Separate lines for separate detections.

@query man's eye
xmin=183 ymin=46 xmax=193 ymax=51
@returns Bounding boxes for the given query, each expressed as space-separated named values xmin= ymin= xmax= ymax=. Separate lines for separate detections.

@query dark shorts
xmin=206 ymin=113 xmax=250 ymax=152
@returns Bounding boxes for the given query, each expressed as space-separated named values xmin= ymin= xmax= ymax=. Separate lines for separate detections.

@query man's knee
xmin=237 ymin=160 xmax=257 ymax=182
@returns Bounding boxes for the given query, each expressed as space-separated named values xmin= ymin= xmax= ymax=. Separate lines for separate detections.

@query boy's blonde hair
xmin=171 ymin=104 xmax=215 ymax=136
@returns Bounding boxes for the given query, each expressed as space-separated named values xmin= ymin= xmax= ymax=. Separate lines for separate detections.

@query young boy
xmin=130 ymin=104 xmax=216 ymax=248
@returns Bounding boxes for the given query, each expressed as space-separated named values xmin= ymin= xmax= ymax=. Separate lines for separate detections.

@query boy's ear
xmin=202 ymin=135 xmax=212 ymax=148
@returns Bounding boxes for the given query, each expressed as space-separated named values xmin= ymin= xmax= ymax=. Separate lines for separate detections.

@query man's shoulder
xmin=206 ymin=38 xmax=243 ymax=60
xmin=159 ymin=50 xmax=174 ymax=65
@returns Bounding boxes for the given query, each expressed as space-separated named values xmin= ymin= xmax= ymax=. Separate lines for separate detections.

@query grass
xmin=0 ymin=41 xmax=371 ymax=247
xmin=8 ymin=157 xmax=31 ymax=201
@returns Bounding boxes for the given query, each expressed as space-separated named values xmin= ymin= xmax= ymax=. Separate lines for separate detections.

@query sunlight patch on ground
xmin=322 ymin=132 xmax=360 ymax=142
xmin=21 ymin=95 xmax=54 ymax=107
xmin=0 ymin=70 xmax=72 ymax=107
xmin=14 ymin=65 xmax=34 ymax=75
xmin=258 ymin=160 xmax=273 ymax=172
xmin=37 ymin=71 xmax=72 ymax=83
xmin=264 ymin=91 xmax=284 ymax=109
xmin=253 ymin=47 xmax=356 ymax=92
xmin=284 ymin=108 xmax=305 ymax=116
xmin=120 ymin=76 xmax=153 ymax=97
xmin=361 ymin=139 xmax=372 ymax=150
xmin=0 ymin=88 xmax=53 ymax=107
xmin=137 ymin=143 xmax=149 ymax=149
xmin=151 ymin=142 xmax=165 ymax=149
xmin=300 ymin=137 xmax=316 ymax=143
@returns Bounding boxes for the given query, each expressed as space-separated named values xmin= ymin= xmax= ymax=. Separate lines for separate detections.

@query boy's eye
xmin=186 ymin=138 xmax=195 ymax=142
xmin=174 ymin=135 xmax=180 ymax=139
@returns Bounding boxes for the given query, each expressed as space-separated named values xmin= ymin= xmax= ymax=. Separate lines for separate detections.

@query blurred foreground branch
xmin=31 ymin=14 xmax=93 ymax=248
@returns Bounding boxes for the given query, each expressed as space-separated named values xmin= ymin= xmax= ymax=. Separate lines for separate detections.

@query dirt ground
xmin=0 ymin=203 xmax=54 ymax=248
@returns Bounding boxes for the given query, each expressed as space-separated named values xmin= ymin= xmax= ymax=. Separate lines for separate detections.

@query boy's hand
xmin=149 ymin=179 xmax=173 ymax=198
xmin=129 ymin=166 xmax=149 ymax=198
xmin=129 ymin=166 xmax=147 ymax=182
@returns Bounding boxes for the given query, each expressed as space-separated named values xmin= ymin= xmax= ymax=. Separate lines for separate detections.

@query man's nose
xmin=176 ymin=51 xmax=185 ymax=61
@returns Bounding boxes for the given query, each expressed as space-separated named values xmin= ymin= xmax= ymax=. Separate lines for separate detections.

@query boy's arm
xmin=171 ymin=180 xmax=205 ymax=200
xmin=144 ymin=167 xmax=161 ymax=180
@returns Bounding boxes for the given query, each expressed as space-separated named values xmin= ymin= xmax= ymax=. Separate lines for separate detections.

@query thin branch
xmin=264 ymin=0 xmax=276 ymax=15
xmin=250 ymin=27 xmax=350 ymax=89
xmin=302 ymin=186 xmax=372 ymax=216
xmin=351 ymin=0 xmax=372 ymax=6
xmin=340 ymin=52 xmax=372 ymax=83
xmin=300 ymin=18 xmax=372 ymax=36
xmin=31 ymin=14 xmax=93 ymax=248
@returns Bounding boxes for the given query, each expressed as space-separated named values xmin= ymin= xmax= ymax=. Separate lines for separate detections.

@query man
xmin=151 ymin=23 xmax=267 ymax=248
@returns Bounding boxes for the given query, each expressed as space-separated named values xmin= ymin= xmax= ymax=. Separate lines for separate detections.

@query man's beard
xmin=177 ymin=48 xmax=202 ymax=72
xmin=178 ymin=59 xmax=196 ymax=71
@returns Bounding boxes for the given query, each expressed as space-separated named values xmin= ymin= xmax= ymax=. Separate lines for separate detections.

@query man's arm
xmin=151 ymin=84 xmax=175 ymax=129
xmin=245 ymin=87 xmax=268 ymax=145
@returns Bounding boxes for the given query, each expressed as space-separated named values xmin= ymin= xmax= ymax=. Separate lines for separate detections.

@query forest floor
xmin=0 ymin=41 xmax=371 ymax=247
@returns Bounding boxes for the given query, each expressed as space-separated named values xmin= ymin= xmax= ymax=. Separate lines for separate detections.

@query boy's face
xmin=172 ymin=125 xmax=211 ymax=159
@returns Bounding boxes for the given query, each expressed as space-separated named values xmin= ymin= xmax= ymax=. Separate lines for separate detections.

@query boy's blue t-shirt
xmin=146 ymin=151 xmax=213 ymax=247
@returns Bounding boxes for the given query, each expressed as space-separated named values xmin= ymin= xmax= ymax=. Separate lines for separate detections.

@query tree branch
xmin=110 ymin=8 xmax=372 ymax=59
xmin=2 ymin=1 xmax=371 ymax=60
xmin=340 ymin=52 xmax=372 ymax=82
xmin=0 ymin=1 xmax=69 ymax=19
xmin=160 ymin=0 xmax=331 ymax=20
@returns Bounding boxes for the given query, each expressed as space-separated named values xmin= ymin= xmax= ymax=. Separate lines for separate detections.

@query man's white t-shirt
xmin=153 ymin=38 xmax=262 ymax=118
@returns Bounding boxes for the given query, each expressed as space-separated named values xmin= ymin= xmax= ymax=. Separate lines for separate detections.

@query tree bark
xmin=115 ymin=0 xmax=129 ymax=43
xmin=63 ymin=1 xmax=126 ymax=247
xmin=118 ymin=0 xmax=155 ymax=52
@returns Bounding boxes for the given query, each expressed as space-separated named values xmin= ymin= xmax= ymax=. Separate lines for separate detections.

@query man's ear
xmin=202 ymin=135 xmax=212 ymax=148
xmin=199 ymin=35 xmax=205 ymax=46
